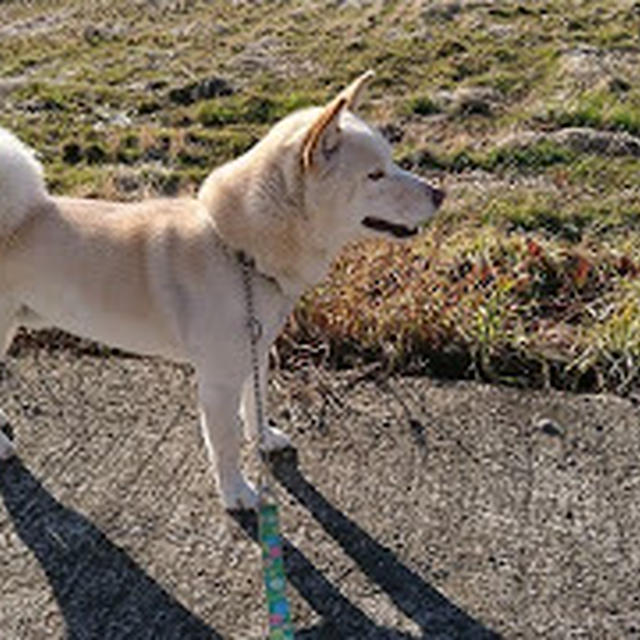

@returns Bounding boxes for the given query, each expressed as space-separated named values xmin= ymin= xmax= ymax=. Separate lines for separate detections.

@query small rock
xmin=110 ymin=112 xmax=132 ymax=128
xmin=379 ymin=122 xmax=405 ymax=144
xmin=168 ymin=76 xmax=234 ymax=105
xmin=0 ymin=76 xmax=27 ymax=99
xmin=536 ymin=417 xmax=565 ymax=438
xmin=434 ymin=87 xmax=499 ymax=116
xmin=335 ymin=0 xmax=375 ymax=8
xmin=212 ymin=22 xmax=229 ymax=36
xmin=609 ymin=76 xmax=631 ymax=94
xmin=421 ymin=1 xmax=462 ymax=21
xmin=83 ymin=24 xmax=102 ymax=45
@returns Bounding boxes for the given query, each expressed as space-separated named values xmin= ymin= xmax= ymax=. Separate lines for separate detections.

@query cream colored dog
xmin=0 ymin=72 xmax=444 ymax=509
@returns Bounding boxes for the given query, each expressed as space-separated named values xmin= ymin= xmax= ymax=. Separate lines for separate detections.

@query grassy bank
xmin=1 ymin=0 xmax=639 ymax=393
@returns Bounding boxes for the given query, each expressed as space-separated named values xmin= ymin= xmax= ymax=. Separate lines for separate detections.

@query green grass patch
xmin=483 ymin=139 xmax=575 ymax=171
xmin=402 ymin=94 xmax=442 ymax=117
xmin=568 ymin=156 xmax=640 ymax=191
xmin=2 ymin=0 xmax=640 ymax=393
xmin=197 ymin=92 xmax=318 ymax=127
xmin=547 ymin=88 xmax=640 ymax=136
xmin=400 ymin=139 xmax=575 ymax=175
xmin=484 ymin=193 xmax=587 ymax=242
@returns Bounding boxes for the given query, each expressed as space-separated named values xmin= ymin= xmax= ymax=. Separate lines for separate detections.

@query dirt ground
xmin=1 ymin=347 xmax=639 ymax=639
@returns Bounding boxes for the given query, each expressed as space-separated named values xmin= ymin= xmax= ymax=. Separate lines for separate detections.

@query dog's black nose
xmin=431 ymin=187 xmax=445 ymax=209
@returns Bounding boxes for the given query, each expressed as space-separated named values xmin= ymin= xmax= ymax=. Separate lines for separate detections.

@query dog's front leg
xmin=198 ymin=381 xmax=258 ymax=511
xmin=240 ymin=357 xmax=292 ymax=453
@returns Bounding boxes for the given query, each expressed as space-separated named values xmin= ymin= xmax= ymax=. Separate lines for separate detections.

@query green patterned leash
xmin=240 ymin=253 xmax=295 ymax=640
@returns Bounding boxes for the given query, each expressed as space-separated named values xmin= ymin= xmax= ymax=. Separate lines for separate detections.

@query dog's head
xmin=300 ymin=71 xmax=444 ymax=245
xmin=200 ymin=71 xmax=444 ymax=295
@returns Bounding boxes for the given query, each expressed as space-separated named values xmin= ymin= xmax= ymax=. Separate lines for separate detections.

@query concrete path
xmin=1 ymin=348 xmax=639 ymax=638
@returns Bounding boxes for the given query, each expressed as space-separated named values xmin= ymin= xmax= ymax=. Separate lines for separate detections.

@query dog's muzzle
xmin=361 ymin=217 xmax=419 ymax=238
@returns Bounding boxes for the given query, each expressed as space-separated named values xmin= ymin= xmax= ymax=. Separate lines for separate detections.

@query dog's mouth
xmin=361 ymin=217 xmax=418 ymax=239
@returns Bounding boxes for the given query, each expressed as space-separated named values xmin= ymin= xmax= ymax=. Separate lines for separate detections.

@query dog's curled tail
xmin=0 ymin=127 xmax=50 ymax=240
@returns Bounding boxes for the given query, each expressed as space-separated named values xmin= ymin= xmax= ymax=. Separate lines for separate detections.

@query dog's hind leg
xmin=0 ymin=302 xmax=18 ymax=460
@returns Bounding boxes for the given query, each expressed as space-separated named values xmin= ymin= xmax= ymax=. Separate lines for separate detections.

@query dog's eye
xmin=367 ymin=169 xmax=385 ymax=181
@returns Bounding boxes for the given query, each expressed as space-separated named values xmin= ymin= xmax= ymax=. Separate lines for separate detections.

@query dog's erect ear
xmin=338 ymin=69 xmax=375 ymax=112
xmin=301 ymin=71 xmax=375 ymax=171
xmin=301 ymin=95 xmax=347 ymax=171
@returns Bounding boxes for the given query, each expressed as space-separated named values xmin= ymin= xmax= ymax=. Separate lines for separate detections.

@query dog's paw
xmin=0 ymin=441 xmax=15 ymax=461
xmin=222 ymin=476 xmax=259 ymax=512
xmin=261 ymin=424 xmax=292 ymax=453
xmin=0 ymin=431 xmax=15 ymax=461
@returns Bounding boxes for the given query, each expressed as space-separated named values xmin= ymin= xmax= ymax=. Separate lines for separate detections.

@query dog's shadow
xmin=1 ymin=456 xmax=501 ymax=639
xmin=234 ymin=452 xmax=502 ymax=639
xmin=0 ymin=459 xmax=221 ymax=640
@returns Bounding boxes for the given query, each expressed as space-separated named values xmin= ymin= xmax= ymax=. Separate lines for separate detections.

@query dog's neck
xmin=198 ymin=153 xmax=335 ymax=300
xmin=234 ymin=248 xmax=283 ymax=295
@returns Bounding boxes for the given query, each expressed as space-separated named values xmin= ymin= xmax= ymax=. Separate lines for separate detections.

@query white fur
xmin=0 ymin=72 xmax=444 ymax=510
xmin=0 ymin=128 xmax=49 ymax=237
